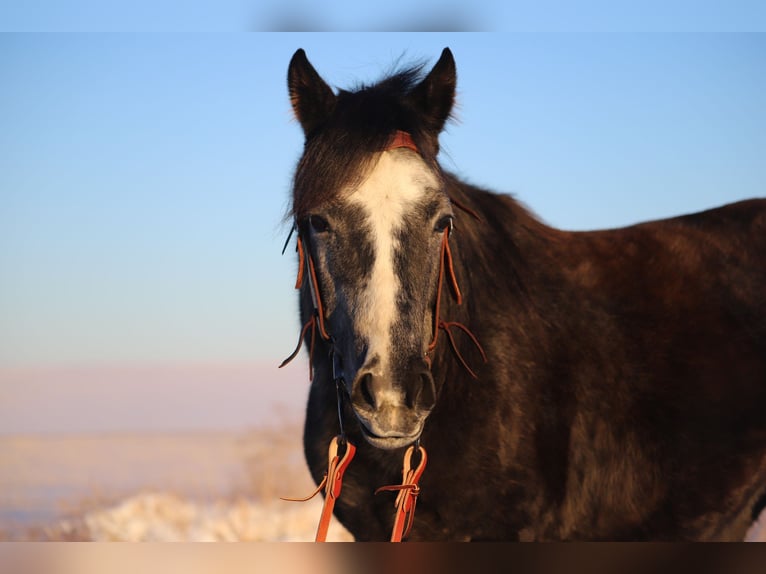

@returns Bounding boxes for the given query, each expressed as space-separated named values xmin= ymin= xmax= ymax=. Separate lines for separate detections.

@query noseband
xmin=280 ymin=130 xmax=486 ymax=542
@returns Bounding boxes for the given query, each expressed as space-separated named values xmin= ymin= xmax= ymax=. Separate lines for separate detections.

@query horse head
xmin=286 ymin=48 xmax=463 ymax=450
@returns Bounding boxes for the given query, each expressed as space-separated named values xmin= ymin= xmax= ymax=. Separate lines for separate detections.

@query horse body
xmin=286 ymin=48 xmax=766 ymax=541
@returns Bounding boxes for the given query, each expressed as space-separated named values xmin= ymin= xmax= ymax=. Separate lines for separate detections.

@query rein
xmin=280 ymin=130 xmax=486 ymax=541
xmin=281 ymin=435 xmax=356 ymax=541
xmin=375 ymin=443 xmax=428 ymax=541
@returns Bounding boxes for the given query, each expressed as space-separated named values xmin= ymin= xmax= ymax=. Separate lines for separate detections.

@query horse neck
xmin=433 ymin=175 xmax=560 ymax=372
xmin=444 ymin=173 xmax=553 ymax=301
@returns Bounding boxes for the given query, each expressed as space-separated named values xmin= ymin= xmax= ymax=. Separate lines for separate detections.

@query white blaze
xmin=347 ymin=150 xmax=439 ymax=388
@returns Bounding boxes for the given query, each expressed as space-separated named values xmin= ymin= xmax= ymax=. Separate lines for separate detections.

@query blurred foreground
xmin=0 ymin=424 xmax=351 ymax=541
xmin=44 ymin=492 xmax=352 ymax=542
xmin=1 ymin=425 xmax=763 ymax=542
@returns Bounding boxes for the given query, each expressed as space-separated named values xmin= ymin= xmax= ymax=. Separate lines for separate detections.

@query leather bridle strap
xmin=427 ymin=228 xmax=487 ymax=378
xmin=281 ymin=435 xmax=356 ymax=542
xmin=387 ymin=130 xmax=419 ymax=153
xmin=375 ymin=444 xmax=428 ymax=542
xmin=279 ymin=235 xmax=357 ymax=542
xmin=279 ymin=129 xmax=485 ymax=542
xmin=281 ymin=130 xmax=485 ymax=377
xmin=279 ymin=235 xmax=331 ymax=377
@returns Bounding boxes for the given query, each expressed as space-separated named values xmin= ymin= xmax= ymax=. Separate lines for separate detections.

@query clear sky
xmin=1 ymin=34 xmax=765 ymax=432
xmin=2 ymin=33 xmax=765 ymax=369
xmin=1 ymin=2 xmax=765 ymax=31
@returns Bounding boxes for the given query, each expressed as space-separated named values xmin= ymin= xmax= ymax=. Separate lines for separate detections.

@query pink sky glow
xmin=0 ymin=360 xmax=312 ymax=435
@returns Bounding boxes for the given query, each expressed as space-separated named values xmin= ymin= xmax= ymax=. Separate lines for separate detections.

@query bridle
xmin=427 ymin=215 xmax=487 ymax=378
xmin=280 ymin=130 xmax=486 ymax=541
xmin=279 ymin=130 xmax=486 ymax=379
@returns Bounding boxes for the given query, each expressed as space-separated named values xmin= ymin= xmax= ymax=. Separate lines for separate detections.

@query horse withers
xmin=282 ymin=47 xmax=766 ymax=541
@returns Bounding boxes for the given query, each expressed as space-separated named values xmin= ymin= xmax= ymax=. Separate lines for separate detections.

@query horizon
xmin=0 ymin=360 xmax=310 ymax=435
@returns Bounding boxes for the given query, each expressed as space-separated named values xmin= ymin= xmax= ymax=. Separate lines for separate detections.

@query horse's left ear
xmin=408 ymin=48 xmax=456 ymax=134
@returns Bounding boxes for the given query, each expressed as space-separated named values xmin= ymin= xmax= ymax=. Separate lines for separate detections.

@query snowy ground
xmin=0 ymin=426 xmax=351 ymax=541
xmin=0 ymin=428 xmax=762 ymax=542
xmin=50 ymin=493 xmax=352 ymax=542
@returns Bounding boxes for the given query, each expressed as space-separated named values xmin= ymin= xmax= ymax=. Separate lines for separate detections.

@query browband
xmin=386 ymin=130 xmax=419 ymax=154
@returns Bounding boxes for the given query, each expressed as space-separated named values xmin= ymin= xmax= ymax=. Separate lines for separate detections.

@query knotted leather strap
xmin=375 ymin=444 xmax=428 ymax=542
xmin=281 ymin=435 xmax=356 ymax=542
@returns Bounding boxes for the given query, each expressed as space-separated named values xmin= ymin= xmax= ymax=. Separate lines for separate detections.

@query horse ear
xmin=288 ymin=49 xmax=336 ymax=136
xmin=409 ymin=48 xmax=456 ymax=134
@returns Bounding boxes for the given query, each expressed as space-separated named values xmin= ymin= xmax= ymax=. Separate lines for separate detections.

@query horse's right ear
xmin=288 ymin=49 xmax=336 ymax=137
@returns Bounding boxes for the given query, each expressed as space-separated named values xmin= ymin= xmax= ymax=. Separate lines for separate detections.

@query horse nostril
xmin=418 ymin=371 xmax=436 ymax=410
xmin=406 ymin=370 xmax=435 ymax=410
xmin=359 ymin=372 xmax=376 ymax=409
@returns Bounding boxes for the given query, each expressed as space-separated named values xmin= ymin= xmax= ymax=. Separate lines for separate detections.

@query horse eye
xmin=435 ymin=215 xmax=454 ymax=234
xmin=309 ymin=214 xmax=330 ymax=233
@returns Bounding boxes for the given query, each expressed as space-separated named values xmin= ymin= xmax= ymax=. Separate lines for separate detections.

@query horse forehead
xmin=346 ymin=151 xmax=439 ymax=223
xmin=338 ymin=151 xmax=437 ymax=363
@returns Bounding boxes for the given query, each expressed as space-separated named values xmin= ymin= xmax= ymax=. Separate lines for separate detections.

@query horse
xmin=281 ymin=47 xmax=766 ymax=541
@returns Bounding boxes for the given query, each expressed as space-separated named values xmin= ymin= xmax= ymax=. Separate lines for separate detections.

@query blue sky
xmin=1 ymin=33 xmax=765 ymax=370
xmin=1 ymin=2 xmax=765 ymax=31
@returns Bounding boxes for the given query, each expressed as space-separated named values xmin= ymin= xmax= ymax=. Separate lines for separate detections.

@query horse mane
xmin=291 ymin=63 xmax=447 ymax=221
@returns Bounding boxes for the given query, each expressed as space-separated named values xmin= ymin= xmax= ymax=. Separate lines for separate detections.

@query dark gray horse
xmin=283 ymin=47 xmax=766 ymax=540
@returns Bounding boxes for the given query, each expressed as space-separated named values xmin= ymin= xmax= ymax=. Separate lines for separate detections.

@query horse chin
xmin=357 ymin=422 xmax=422 ymax=450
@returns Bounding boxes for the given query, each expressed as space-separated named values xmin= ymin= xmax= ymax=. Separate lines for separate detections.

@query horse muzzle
xmin=349 ymin=360 xmax=436 ymax=450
